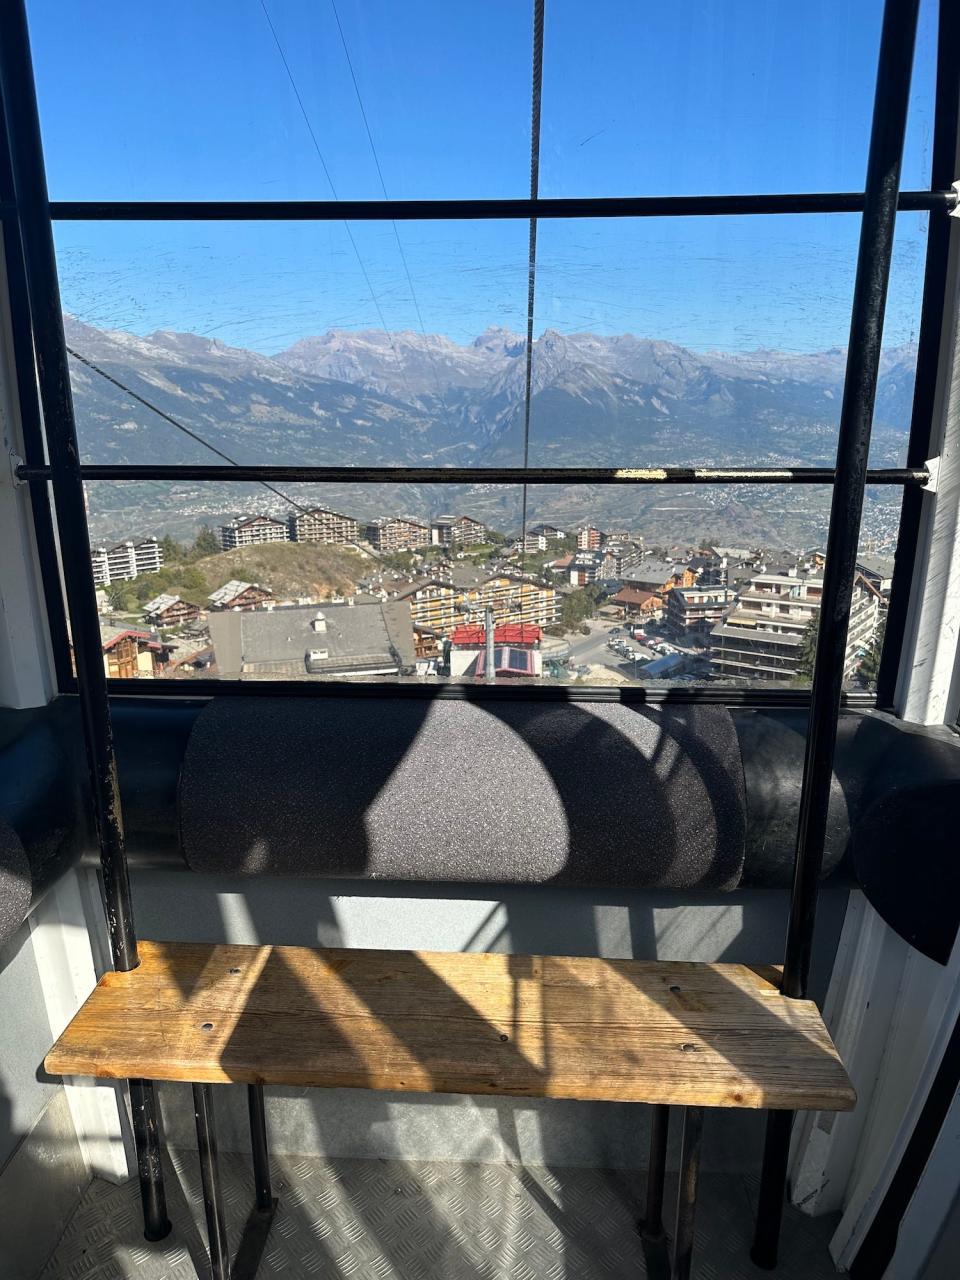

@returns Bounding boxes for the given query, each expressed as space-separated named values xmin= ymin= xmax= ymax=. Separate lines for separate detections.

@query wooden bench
xmin=46 ymin=940 xmax=855 ymax=1280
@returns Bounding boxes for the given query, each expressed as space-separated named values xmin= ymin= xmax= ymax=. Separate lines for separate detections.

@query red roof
xmin=449 ymin=623 xmax=542 ymax=647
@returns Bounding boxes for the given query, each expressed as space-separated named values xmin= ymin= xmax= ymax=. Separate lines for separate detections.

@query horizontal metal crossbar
xmin=19 ymin=190 xmax=956 ymax=222
xmin=16 ymin=463 xmax=929 ymax=485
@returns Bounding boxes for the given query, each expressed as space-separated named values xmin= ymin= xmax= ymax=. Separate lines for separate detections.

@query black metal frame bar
xmin=639 ymin=1104 xmax=670 ymax=1244
xmin=192 ymin=1082 xmax=278 ymax=1280
xmin=672 ymin=1107 xmax=704 ymax=1280
xmin=18 ymin=189 xmax=957 ymax=221
xmin=877 ymin=0 xmax=960 ymax=709
xmin=753 ymin=0 xmax=923 ymax=1269
xmin=129 ymin=1079 xmax=172 ymax=1242
xmin=16 ymin=462 xmax=928 ymax=485
xmin=0 ymin=0 xmax=171 ymax=1244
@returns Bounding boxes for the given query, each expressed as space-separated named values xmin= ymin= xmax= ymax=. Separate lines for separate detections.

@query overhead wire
xmin=519 ymin=0 xmax=545 ymax=585
xmin=65 ymin=345 xmax=314 ymax=517
xmin=327 ymin=0 xmax=458 ymax=436
xmin=258 ymin=0 xmax=421 ymax=412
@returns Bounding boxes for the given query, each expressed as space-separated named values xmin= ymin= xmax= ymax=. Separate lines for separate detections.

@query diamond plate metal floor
xmin=38 ymin=1151 xmax=841 ymax=1280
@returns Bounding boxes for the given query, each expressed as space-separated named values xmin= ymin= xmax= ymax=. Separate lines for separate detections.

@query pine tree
xmin=191 ymin=525 xmax=220 ymax=559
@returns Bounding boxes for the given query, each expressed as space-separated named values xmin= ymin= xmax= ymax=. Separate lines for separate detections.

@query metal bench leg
xmin=230 ymin=1085 xmax=279 ymax=1279
xmin=640 ymin=1104 xmax=670 ymax=1241
xmin=248 ymin=1084 xmax=273 ymax=1212
xmin=193 ymin=1083 xmax=230 ymax=1280
xmin=129 ymin=1078 xmax=171 ymax=1241
xmin=672 ymin=1106 xmax=703 ymax=1280
xmin=751 ymin=1108 xmax=793 ymax=1270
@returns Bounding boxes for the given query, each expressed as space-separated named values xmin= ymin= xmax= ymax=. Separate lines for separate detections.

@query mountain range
xmin=66 ymin=316 xmax=915 ymax=548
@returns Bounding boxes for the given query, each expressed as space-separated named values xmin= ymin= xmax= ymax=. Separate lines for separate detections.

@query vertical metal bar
xmin=194 ymin=1084 xmax=230 ymax=1280
xmin=877 ymin=0 xmax=960 ymax=708
xmin=750 ymin=1109 xmax=794 ymax=1270
xmin=640 ymin=1104 xmax=670 ymax=1240
xmin=783 ymin=0 xmax=921 ymax=1000
xmin=129 ymin=1079 xmax=172 ymax=1241
xmin=247 ymin=1084 xmax=273 ymax=1212
xmin=0 ymin=0 xmax=138 ymax=971
xmin=672 ymin=1107 xmax=703 ymax=1280
xmin=0 ymin=0 xmax=171 ymax=1243
xmin=754 ymin=0 xmax=922 ymax=1268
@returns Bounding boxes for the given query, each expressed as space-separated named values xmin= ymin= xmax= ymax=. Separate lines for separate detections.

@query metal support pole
xmin=194 ymin=1084 xmax=230 ymax=1280
xmin=485 ymin=604 xmax=495 ymax=683
xmin=672 ymin=1107 xmax=703 ymax=1280
xmin=0 ymin=0 xmax=171 ymax=1242
xmin=751 ymin=1109 xmax=794 ymax=1270
xmin=753 ymin=0 xmax=922 ymax=1267
xmin=640 ymin=1104 xmax=669 ymax=1241
xmin=247 ymin=1084 xmax=272 ymax=1212
xmin=129 ymin=1080 xmax=172 ymax=1241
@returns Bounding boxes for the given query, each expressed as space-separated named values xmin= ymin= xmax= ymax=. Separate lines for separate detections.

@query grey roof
xmin=856 ymin=554 xmax=895 ymax=577
xmin=622 ymin=559 xmax=679 ymax=583
xmin=143 ymin=593 xmax=180 ymax=614
xmin=208 ymin=579 xmax=254 ymax=605
xmin=208 ymin=602 xmax=410 ymax=678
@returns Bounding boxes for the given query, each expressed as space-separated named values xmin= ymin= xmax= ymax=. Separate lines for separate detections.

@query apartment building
xmin=569 ymin=550 xmax=604 ymax=586
xmin=476 ymin=574 xmax=560 ymax=628
xmin=394 ymin=579 xmax=462 ymax=634
xmin=90 ymin=536 xmax=163 ymax=586
xmin=666 ymin=586 xmax=737 ymax=638
xmin=602 ymin=545 xmax=643 ymax=580
xmin=430 ymin=514 xmax=488 ymax=547
xmin=576 ymin=526 xmax=602 ymax=550
xmin=396 ymin=572 xmax=559 ymax=634
xmin=218 ymin=515 xmax=290 ymax=550
xmin=288 ymin=507 xmax=360 ymax=545
xmin=365 ymin=516 xmax=430 ymax=552
xmin=710 ymin=572 xmax=879 ymax=682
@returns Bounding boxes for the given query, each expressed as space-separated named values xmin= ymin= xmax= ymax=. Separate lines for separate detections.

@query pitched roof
xmin=614 ymin=586 xmax=660 ymax=606
xmin=207 ymin=579 xmax=268 ymax=605
xmin=143 ymin=593 xmax=181 ymax=614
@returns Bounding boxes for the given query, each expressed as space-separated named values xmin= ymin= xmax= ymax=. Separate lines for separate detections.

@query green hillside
xmin=105 ymin=541 xmax=370 ymax=612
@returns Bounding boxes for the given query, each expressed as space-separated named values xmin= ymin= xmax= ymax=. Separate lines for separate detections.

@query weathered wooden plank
xmin=45 ymin=941 xmax=856 ymax=1111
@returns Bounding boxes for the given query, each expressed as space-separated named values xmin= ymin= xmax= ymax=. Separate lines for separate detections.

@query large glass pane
xmin=540 ymin=0 xmax=937 ymax=196
xmin=77 ymin=478 xmax=889 ymax=692
xmin=28 ymin=0 xmax=532 ymax=200
xmin=56 ymin=211 xmax=924 ymax=473
xmin=55 ymin=219 xmax=529 ymax=466
xmin=525 ymin=214 xmax=925 ymax=469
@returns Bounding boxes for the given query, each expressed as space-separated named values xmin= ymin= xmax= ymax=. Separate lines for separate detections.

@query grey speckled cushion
xmin=179 ymin=698 xmax=746 ymax=890
xmin=0 ymin=815 xmax=32 ymax=947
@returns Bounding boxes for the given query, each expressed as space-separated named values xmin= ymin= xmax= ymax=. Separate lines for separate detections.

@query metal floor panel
xmin=38 ymin=1150 xmax=840 ymax=1280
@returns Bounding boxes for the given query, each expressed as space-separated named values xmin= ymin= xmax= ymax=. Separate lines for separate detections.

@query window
xmin=6 ymin=0 xmax=951 ymax=699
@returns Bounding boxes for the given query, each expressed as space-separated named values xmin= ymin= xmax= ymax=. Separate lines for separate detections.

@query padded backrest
xmin=179 ymin=697 xmax=747 ymax=890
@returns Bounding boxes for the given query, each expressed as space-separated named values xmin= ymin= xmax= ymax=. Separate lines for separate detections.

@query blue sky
xmin=28 ymin=0 xmax=938 ymax=353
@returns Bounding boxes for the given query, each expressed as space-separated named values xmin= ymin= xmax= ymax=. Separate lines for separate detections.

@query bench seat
xmin=46 ymin=940 xmax=855 ymax=1113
